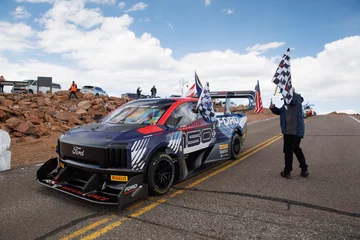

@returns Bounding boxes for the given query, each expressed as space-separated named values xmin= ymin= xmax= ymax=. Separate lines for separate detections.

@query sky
xmin=0 ymin=0 xmax=359 ymax=114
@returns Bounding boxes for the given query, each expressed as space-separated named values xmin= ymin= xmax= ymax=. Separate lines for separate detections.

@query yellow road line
xmin=81 ymin=134 xmax=283 ymax=240
xmin=81 ymin=217 xmax=127 ymax=240
xmin=174 ymin=133 xmax=282 ymax=189
xmin=60 ymin=215 xmax=116 ymax=240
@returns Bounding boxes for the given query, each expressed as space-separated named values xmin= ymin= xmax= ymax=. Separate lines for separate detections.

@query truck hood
xmin=60 ymin=123 xmax=164 ymax=147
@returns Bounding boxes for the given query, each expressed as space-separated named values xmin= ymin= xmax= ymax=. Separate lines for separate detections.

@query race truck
xmin=37 ymin=91 xmax=255 ymax=208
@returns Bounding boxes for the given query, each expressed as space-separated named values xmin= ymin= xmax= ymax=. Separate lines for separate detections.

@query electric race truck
xmin=37 ymin=91 xmax=255 ymax=208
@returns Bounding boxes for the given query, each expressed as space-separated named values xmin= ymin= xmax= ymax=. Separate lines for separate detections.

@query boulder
xmin=15 ymin=121 xmax=37 ymax=134
xmin=1 ymin=99 xmax=14 ymax=107
xmin=55 ymin=111 xmax=78 ymax=122
xmin=78 ymin=101 xmax=92 ymax=110
xmin=5 ymin=118 xmax=23 ymax=129
xmin=26 ymin=114 xmax=43 ymax=125
xmin=91 ymin=98 xmax=104 ymax=105
xmin=75 ymin=109 xmax=87 ymax=115
xmin=92 ymin=104 xmax=103 ymax=110
xmin=0 ymin=110 xmax=8 ymax=120
xmin=83 ymin=93 xmax=95 ymax=100
xmin=69 ymin=105 xmax=78 ymax=112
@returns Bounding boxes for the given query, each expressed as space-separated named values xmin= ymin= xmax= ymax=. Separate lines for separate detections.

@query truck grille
xmin=108 ymin=147 xmax=127 ymax=168
xmin=59 ymin=142 xmax=128 ymax=169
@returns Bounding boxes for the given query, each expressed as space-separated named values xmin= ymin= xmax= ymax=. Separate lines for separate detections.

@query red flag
xmin=254 ymin=80 xmax=263 ymax=113
xmin=185 ymin=83 xmax=196 ymax=97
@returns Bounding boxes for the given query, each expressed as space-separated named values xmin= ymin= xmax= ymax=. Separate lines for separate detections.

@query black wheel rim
xmin=154 ymin=160 xmax=172 ymax=189
xmin=233 ymin=137 xmax=241 ymax=155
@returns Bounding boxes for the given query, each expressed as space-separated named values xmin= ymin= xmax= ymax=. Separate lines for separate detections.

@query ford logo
xmin=72 ymin=146 xmax=85 ymax=156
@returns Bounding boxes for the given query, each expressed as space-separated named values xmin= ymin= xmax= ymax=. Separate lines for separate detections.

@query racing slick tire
xmin=230 ymin=133 xmax=242 ymax=160
xmin=147 ymin=153 xmax=175 ymax=195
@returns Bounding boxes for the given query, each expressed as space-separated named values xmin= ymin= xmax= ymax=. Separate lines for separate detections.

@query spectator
xmin=137 ymin=87 xmax=142 ymax=99
xmin=0 ymin=75 xmax=5 ymax=93
xmin=269 ymin=90 xmax=309 ymax=179
xmin=68 ymin=81 xmax=78 ymax=99
xmin=151 ymin=85 xmax=157 ymax=98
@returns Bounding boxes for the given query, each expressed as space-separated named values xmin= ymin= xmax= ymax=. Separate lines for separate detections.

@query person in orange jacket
xmin=68 ymin=81 xmax=78 ymax=99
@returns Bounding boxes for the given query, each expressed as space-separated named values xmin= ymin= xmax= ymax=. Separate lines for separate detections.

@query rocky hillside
xmin=0 ymin=91 xmax=128 ymax=141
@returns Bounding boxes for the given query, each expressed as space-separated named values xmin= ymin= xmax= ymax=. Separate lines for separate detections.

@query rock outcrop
xmin=0 ymin=91 xmax=130 ymax=139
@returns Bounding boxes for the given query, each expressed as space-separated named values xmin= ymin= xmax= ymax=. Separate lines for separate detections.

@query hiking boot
xmin=280 ymin=171 xmax=291 ymax=179
xmin=301 ymin=170 xmax=309 ymax=177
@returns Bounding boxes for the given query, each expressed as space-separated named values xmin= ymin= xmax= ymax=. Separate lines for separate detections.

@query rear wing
xmin=210 ymin=90 xmax=256 ymax=114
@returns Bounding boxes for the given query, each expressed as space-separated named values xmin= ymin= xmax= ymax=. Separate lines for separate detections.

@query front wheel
xmin=147 ymin=153 xmax=175 ymax=195
xmin=230 ymin=133 xmax=242 ymax=159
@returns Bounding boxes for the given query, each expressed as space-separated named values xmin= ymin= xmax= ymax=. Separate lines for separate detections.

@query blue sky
xmin=0 ymin=0 xmax=359 ymax=114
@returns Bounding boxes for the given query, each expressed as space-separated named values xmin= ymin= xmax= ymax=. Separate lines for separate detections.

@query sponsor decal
xmin=59 ymin=185 xmax=110 ymax=201
xmin=216 ymin=116 xmax=240 ymax=127
xmin=111 ymin=175 xmax=128 ymax=182
xmin=72 ymin=146 xmax=85 ymax=156
xmin=219 ymin=144 xmax=228 ymax=150
xmin=182 ymin=127 xmax=215 ymax=154
xmin=220 ymin=149 xmax=228 ymax=154
xmin=124 ymin=184 xmax=138 ymax=195
xmin=59 ymin=161 xmax=64 ymax=168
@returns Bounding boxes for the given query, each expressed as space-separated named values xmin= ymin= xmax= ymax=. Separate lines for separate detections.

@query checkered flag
xmin=272 ymin=48 xmax=293 ymax=104
xmin=196 ymin=82 xmax=217 ymax=123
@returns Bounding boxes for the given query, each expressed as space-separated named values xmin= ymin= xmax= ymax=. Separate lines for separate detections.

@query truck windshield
xmin=102 ymin=105 xmax=169 ymax=125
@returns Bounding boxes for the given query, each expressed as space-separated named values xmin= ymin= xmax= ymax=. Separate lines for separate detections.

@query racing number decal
xmin=182 ymin=128 xmax=214 ymax=154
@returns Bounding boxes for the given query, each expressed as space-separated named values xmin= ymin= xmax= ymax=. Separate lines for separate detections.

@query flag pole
xmin=273 ymin=85 xmax=278 ymax=96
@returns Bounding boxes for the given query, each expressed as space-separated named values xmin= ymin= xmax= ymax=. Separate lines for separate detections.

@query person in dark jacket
xmin=0 ymin=75 xmax=5 ymax=92
xmin=136 ymin=87 xmax=142 ymax=99
xmin=270 ymin=90 xmax=309 ymax=179
xmin=150 ymin=85 xmax=157 ymax=98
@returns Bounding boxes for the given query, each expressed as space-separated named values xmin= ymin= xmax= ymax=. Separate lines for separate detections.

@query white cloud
xmin=88 ymin=0 xmax=116 ymax=4
xmin=16 ymin=0 xmax=53 ymax=3
xmin=205 ymin=0 xmax=210 ymax=7
xmin=221 ymin=9 xmax=233 ymax=15
xmin=0 ymin=22 xmax=34 ymax=52
xmin=166 ymin=21 xmax=174 ymax=29
xmin=0 ymin=1 xmax=359 ymax=113
xmin=125 ymin=2 xmax=148 ymax=13
xmin=139 ymin=17 xmax=150 ymax=23
xmin=246 ymin=42 xmax=286 ymax=54
xmin=10 ymin=6 xmax=32 ymax=19
xmin=118 ymin=1 xmax=125 ymax=9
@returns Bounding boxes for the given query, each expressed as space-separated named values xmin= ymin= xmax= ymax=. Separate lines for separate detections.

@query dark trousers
xmin=283 ymin=134 xmax=308 ymax=174
xmin=69 ymin=91 xmax=78 ymax=99
xmin=0 ymin=84 xmax=3 ymax=92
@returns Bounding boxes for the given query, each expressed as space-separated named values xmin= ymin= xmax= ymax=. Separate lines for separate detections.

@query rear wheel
xmin=230 ymin=133 xmax=242 ymax=159
xmin=147 ymin=153 xmax=175 ymax=195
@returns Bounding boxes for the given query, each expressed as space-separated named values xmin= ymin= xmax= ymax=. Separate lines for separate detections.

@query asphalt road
xmin=0 ymin=115 xmax=359 ymax=240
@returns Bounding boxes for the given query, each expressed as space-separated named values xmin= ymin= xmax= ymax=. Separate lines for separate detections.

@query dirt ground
xmin=9 ymin=114 xmax=277 ymax=169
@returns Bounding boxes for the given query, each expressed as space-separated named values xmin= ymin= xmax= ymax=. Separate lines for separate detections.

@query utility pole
xmin=178 ymin=78 xmax=188 ymax=97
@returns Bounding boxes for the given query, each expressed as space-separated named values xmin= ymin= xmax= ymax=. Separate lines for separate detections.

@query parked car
xmin=80 ymin=85 xmax=108 ymax=97
xmin=121 ymin=93 xmax=150 ymax=100
xmin=11 ymin=80 xmax=61 ymax=94
xmin=37 ymin=90 xmax=255 ymax=208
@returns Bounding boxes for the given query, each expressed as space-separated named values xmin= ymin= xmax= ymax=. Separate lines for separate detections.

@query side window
xmin=167 ymin=102 xmax=200 ymax=127
xmin=32 ymin=81 xmax=37 ymax=86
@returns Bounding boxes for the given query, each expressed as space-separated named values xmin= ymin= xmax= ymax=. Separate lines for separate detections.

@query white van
xmin=12 ymin=80 xmax=62 ymax=94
